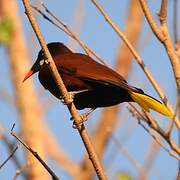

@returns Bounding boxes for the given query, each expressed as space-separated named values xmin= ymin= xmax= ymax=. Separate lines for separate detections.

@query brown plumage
xmin=23 ymin=42 xmax=172 ymax=117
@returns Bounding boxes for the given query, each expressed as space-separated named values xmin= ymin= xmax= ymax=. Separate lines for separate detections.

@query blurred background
xmin=0 ymin=0 xmax=179 ymax=179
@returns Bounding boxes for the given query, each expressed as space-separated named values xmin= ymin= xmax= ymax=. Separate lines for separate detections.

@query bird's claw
xmin=59 ymin=92 xmax=74 ymax=105
xmin=70 ymin=112 xmax=88 ymax=121
xmin=60 ymin=97 xmax=65 ymax=104
xmin=70 ymin=114 xmax=86 ymax=129
xmin=72 ymin=121 xmax=82 ymax=129
xmin=68 ymin=92 xmax=75 ymax=103
xmin=70 ymin=108 xmax=96 ymax=128
xmin=60 ymin=90 xmax=89 ymax=106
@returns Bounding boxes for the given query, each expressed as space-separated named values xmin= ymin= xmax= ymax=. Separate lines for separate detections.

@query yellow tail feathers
xmin=129 ymin=91 xmax=173 ymax=117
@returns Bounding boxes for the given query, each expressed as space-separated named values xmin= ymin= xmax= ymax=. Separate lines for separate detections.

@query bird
xmin=23 ymin=42 xmax=172 ymax=117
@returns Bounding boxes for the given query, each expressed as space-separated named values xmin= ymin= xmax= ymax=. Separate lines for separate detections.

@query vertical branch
xmin=10 ymin=126 xmax=59 ymax=180
xmin=91 ymin=0 xmax=180 ymax=129
xmin=0 ymin=0 xmax=49 ymax=179
xmin=0 ymin=127 xmax=22 ymax=171
xmin=75 ymin=1 xmax=143 ymax=179
xmin=32 ymin=3 xmax=108 ymax=66
xmin=138 ymin=0 xmax=180 ymax=95
xmin=173 ymin=0 xmax=178 ymax=44
xmin=159 ymin=0 xmax=167 ymax=24
xmin=138 ymin=0 xmax=164 ymax=42
xmin=21 ymin=0 xmax=106 ymax=179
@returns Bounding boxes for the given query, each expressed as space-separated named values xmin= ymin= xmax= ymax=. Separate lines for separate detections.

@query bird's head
xmin=23 ymin=42 xmax=72 ymax=82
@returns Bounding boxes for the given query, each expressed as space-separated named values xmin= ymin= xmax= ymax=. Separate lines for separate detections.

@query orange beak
xmin=22 ymin=70 xmax=34 ymax=82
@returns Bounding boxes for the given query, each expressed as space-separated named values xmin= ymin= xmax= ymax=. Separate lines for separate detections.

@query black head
xmin=23 ymin=42 xmax=72 ymax=82
xmin=37 ymin=42 xmax=72 ymax=61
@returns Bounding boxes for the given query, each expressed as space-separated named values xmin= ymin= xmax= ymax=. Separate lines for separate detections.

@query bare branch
xmin=138 ymin=0 xmax=180 ymax=96
xmin=138 ymin=119 xmax=179 ymax=160
xmin=0 ymin=127 xmax=22 ymax=170
xmin=76 ymin=1 xmax=143 ymax=178
xmin=158 ymin=0 xmax=167 ymax=25
xmin=13 ymin=162 xmax=30 ymax=180
xmin=138 ymin=0 xmax=164 ymax=42
xmin=167 ymin=97 xmax=180 ymax=136
xmin=128 ymin=103 xmax=180 ymax=158
xmin=22 ymin=0 xmax=106 ymax=179
xmin=31 ymin=3 xmax=108 ymax=67
xmin=10 ymin=124 xmax=59 ymax=180
xmin=91 ymin=0 xmax=180 ymax=129
xmin=173 ymin=0 xmax=178 ymax=44
xmin=0 ymin=144 xmax=19 ymax=169
xmin=0 ymin=0 xmax=49 ymax=178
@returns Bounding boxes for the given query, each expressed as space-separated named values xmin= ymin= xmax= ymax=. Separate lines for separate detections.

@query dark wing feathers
xmin=55 ymin=53 xmax=143 ymax=93
xmin=54 ymin=53 xmax=133 ymax=90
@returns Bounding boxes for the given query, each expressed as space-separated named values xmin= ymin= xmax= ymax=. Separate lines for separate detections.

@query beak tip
xmin=23 ymin=70 xmax=33 ymax=83
xmin=22 ymin=78 xmax=26 ymax=83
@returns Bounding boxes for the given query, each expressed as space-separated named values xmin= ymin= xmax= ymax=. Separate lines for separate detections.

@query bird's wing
xmin=55 ymin=53 xmax=133 ymax=90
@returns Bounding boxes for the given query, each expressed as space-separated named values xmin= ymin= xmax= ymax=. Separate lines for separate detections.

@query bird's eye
xmin=45 ymin=59 xmax=49 ymax=64
xmin=39 ymin=59 xmax=44 ymax=66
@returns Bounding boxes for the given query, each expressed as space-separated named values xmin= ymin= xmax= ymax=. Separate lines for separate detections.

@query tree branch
xmin=91 ymin=0 xmax=180 ymax=129
xmin=0 ymin=144 xmax=19 ymax=169
xmin=159 ymin=0 xmax=167 ymax=25
xmin=31 ymin=3 xmax=108 ymax=67
xmin=76 ymin=1 xmax=143 ymax=178
xmin=10 ymin=124 xmax=59 ymax=180
xmin=128 ymin=103 xmax=180 ymax=158
xmin=138 ymin=0 xmax=180 ymax=95
xmin=21 ymin=0 xmax=106 ymax=179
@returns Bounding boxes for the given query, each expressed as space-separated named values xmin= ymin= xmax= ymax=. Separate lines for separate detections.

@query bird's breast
xmin=38 ymin=65 xmax=90 ymax=99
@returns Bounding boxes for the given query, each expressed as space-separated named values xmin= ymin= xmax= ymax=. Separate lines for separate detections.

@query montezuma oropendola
xmin=23 ymin=42 xmax=172 ymax=117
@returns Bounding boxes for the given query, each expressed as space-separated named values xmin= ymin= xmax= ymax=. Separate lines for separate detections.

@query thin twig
xmin=22 ymin=1 xmax=106 ymax=179
xmin=138 ymin=119 xmax=180 ymax=160
xmin=138 ymin=0 xmax=180 ymax=97
xmin=128 ymin=104 xmax=180 ymax=159
xmin=0 ymin=144 xmax=19 ymax=169
xmin=13 ymin=162 xmax=30 ymax=180
xmin=158 ymin=0 xmax=167 ymax=25
xmin=31 ymin=3 xmax=108 ymax=67
xmin=0 ymin=127 xmax=22 ymax=170
xmin=10 ymin=124 xmax=59 ymax=180
xmin=75 ymin=2 xmax=143 ymax=178
xmin=167 ymin=97 xmax=180 ymax=136
xmin=90 ymin=0 xmax=180 ymax=129
xmin=173 ymin=0 xmax=178 ymax=44
xmin=138 ymin=0 xmax=164 ymax=42
xmin=41 ymin=3 xmax=108 ymax=65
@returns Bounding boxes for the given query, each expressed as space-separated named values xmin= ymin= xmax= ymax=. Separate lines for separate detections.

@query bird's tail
xmin=129 ymin=91 xmax=172 ymax=117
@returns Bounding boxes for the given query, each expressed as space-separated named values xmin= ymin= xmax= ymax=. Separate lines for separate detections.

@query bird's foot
xmin=72 ymin=121 xmax=82 ymax=129
xmin=60 ymin=89 xmax=88 ymax=105
xmin=71 ymin=108 xmax=96 ymax=129
xmin=60 ymin=97 xmax=65 ymax=104
xmin=80 ymin=108 xmax=96 ymax=121
xmin=59 ymin=92 xmax=75 ymax=105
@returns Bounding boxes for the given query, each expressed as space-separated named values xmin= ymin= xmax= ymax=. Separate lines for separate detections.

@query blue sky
xmin=0 ymin=0 xmax=179 ymax=179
